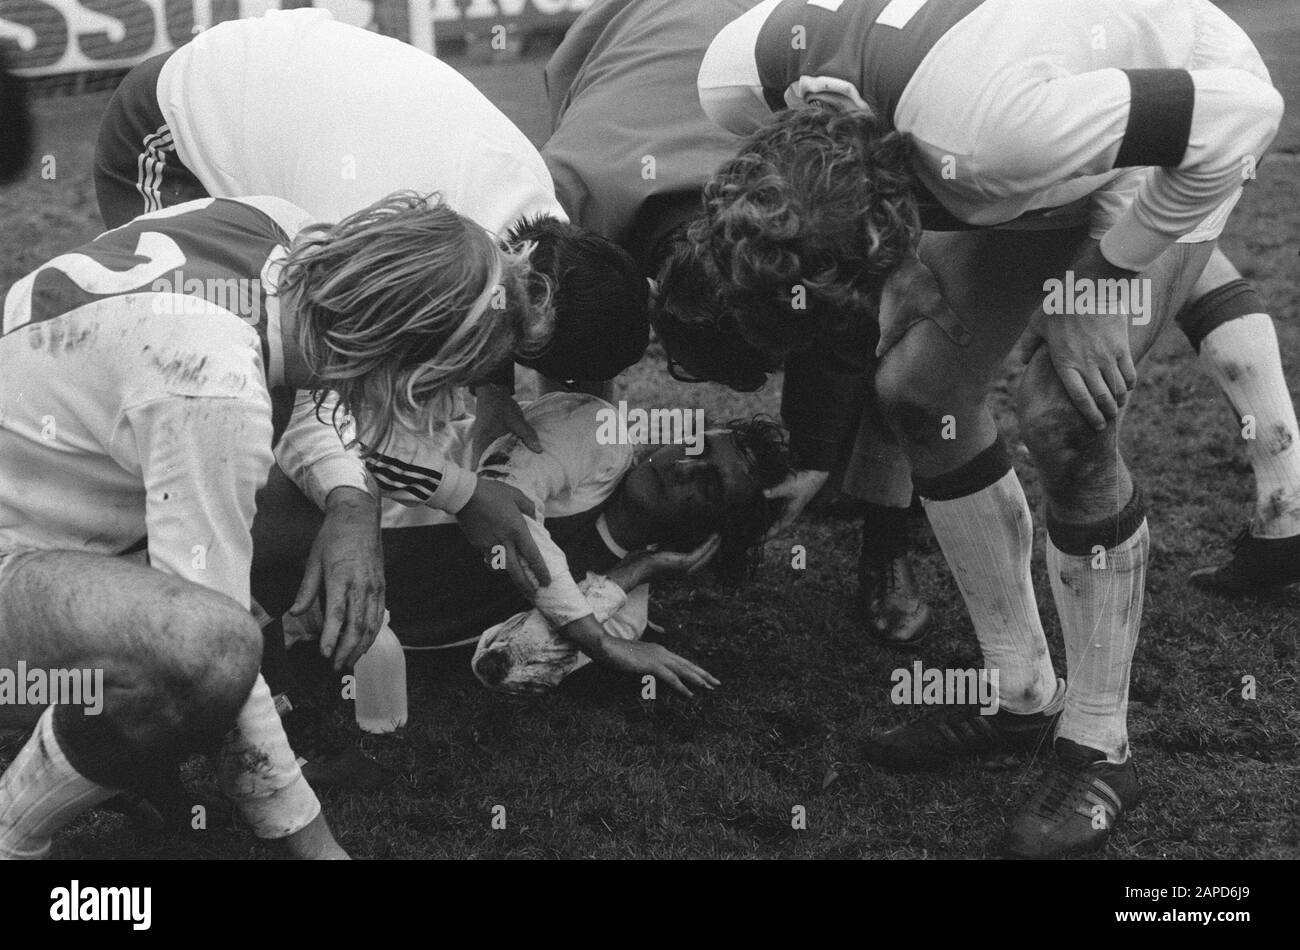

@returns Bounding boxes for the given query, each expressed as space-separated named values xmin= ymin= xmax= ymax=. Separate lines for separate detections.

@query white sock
xmin=922 ymin=470 xmax=1057 ymax=714
xmin=1050 ymin=520 xmax=1149 ymax=764
xmin=0 ymin=706 xmax=117 ymax=859
xmin=217 ymin=674 xmax=320 ymax=839
xmin=1199 ymin=313 xmax=1300 ymax=538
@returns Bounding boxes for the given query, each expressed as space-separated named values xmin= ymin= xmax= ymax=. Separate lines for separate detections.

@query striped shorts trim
xmin=135 ymin=123 xmax=177 ymax=214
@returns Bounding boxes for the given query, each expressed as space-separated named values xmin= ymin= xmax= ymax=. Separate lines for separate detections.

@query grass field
xmin=1 ymin=1 xmax=1297 ymax=859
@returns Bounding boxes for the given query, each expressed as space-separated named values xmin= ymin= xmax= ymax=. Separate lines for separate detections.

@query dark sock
xmin=1045 ymin=484 xmax=1147 ymax=556
xmin=1176 ymin=279 xmax=1265 ymax=352
xmin=52 ymin=703 xmax=159 ymax=792
xmin=912 ymin=439 xmax=1013 ymax=501
xmin=260 ymin=616 xmax=296 ymax=701
xmin=860 ymin=503 xmax=911 ymax=562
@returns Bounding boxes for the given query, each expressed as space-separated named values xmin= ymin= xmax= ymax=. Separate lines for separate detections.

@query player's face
xmin=621 ymin=431 xmax=758 ymax=529
xmin=657 ymin=305 xmax=774 ymax=392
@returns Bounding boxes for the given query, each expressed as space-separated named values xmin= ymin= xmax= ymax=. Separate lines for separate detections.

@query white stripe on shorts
xmin=135 ymin=125 xmax=175 ymax=214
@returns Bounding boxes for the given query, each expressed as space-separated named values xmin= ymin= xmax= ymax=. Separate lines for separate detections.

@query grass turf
xmin=0 ymin=0 xmax=1296 ymax=859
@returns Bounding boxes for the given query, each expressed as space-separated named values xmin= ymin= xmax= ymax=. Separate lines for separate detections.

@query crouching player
xmin=541 ymin=0 xmax=932 ymax=647
xmin=362 ymin=393 xmax=792 ymax=695
xmin=0 ymin=192 xmax=548 ymax=858
xmin=694 ymin=0 xmax=1285 ymax=856
xmin=93 ymin=6 xmax=649 ymax=438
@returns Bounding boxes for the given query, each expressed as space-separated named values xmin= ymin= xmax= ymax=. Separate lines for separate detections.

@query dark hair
xmin=696 ymin=104 xmax=919 ymax=356
xmin=0 ymin=51 xmax=34 ymax=185
xmin=649 ymin=220 xmax=774 ymax=392
xmin=507 ymin=215 xmax=648 ymax=381
xmin=709 ymin=416 xmax=794 ymax=584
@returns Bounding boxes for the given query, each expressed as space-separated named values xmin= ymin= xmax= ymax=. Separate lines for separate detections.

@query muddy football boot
xmin=1003 ymin=738 xmax=1142 ymax=859
xmin=1189 ymin=526 xmax=1300 ymax=595
xmin=864 ymin=700 xmax=1060 ymax=772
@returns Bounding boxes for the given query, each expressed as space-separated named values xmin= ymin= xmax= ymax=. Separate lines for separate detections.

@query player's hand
xmin=291 ymin=486 xmax=385 ymax=673
xmin=594 ymin=637 xmax=719 ymax=698
xmin=281 ymin=812 xmax=349 ymax=860
xmin=1014 ymin=243 xmax=1137 ymax=431
xmin=876 ymin=252 xmax=971 ymax=359
xmin=457 ymin=476 xmax=551 ymax=595
xmin=763 ymin=469 xmax=830 ymax=540
xmin=609 ymin=534 xmax=721 ymax=590
xmin=472 ymin=382 xmax=542 ymax=459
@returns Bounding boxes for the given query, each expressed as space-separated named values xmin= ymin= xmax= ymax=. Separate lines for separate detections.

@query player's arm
xmin=556 ymin=537 xmax=721 ymax=696
xmin=697 ymin=0 xmax=788 ymax=135
xmin=123 ymin=392 xmax=342 ymax=857
xmin=276 ymin=389 xmax=385 ymax=672
xmin=471 ymin=577 xmax=650 ymax=693
xmin=993 ymin=66 xmax=1282 ymax=427
xmin=470 ymin=379 xmax=543 ymax=458
xmin=369 ymin=424 xmax=553 ymax=595
xmin=275 ymin=389 xmax=373 ymax=508
xmin=761 ymin=326 xmax=876 ymax=536
xmin=463 ymin=490 xmax=714 ymax=695
xmin=463 ymin=396 xmax=628 ymax=635
xmin=974 ymin=67 xmax=1282 ymax=273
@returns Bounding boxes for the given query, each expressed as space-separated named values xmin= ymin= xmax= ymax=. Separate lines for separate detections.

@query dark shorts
xmin=94 ymin=50 xmax=210 ymax=230
xmin=382 ymin=524 xmax=528 ymax=650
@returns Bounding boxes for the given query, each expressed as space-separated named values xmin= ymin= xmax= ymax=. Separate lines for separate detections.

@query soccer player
xmin=540 ymin=0 xmax=932 ymax=647
xmin=0 ymin=191 xmax=547 ymax=858
xmin=469 ymin=403 xmax=790 ymax=693
xmin=387 ymin=393 xmax=791 ymax=693
xmin=694 ymin=0 xmax=1285 ymax=856
xmin=278 ymin=393 xmax=791 ymax=695
xmin=93 ymin=7 xmax=648 ymax=442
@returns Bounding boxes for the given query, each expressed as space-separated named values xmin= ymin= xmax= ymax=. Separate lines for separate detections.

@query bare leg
xmin=873 ymin=228 xmax=1085 ymax=715
xmin=0 ymin=551 xmax=261 ymax=856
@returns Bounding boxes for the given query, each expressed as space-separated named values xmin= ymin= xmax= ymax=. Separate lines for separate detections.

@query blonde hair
xmin=281 ymin=192 xmax=554 ymax=453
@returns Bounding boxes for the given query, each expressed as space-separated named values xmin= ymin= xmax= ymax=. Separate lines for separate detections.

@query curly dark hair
xmin=649 ymin=220 xmax=774 ymax=393
xmin=697 ymin=416 xmax=794 ymax=585
xmin=695 ymin=103 xmax=919 ymax=356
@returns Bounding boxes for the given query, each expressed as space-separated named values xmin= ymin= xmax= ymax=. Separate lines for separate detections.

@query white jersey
xmin=0 ymin=196 xmax=370 ymax=592
xmin=379 ymin=392 xmax=635 ymax=630
xmin=0 ymin=195 xmax=357 ymax=838
xmin=698 ymin=0 xmax=1283 ymax=271
xmin=156 ymin=8 xmax=565 ymax=235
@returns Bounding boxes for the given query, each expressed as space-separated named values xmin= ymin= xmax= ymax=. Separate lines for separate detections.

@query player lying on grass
xmin=269 ymin=393 xmax=793 ymax=697
xmin=0 ymin=191 xmax=549 ymax=859
xmin=694 ymin=0 xmax=1284 ymax=857
xmin=398 ymin=393 xmax=792 ymax=694
xmin=93 ymin=6 xmax=649 ymax=452
xmin=541 ymin=0 xmax=932 ymax=648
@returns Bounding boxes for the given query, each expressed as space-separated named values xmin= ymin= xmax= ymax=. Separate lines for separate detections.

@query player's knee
xmin=1017 ymin=352 xmax=1107 ymax=481
xmin=875 ymin=355 xmax=963 ymax=444
xmin=142 ymin=592 xmax=263 ymax=741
